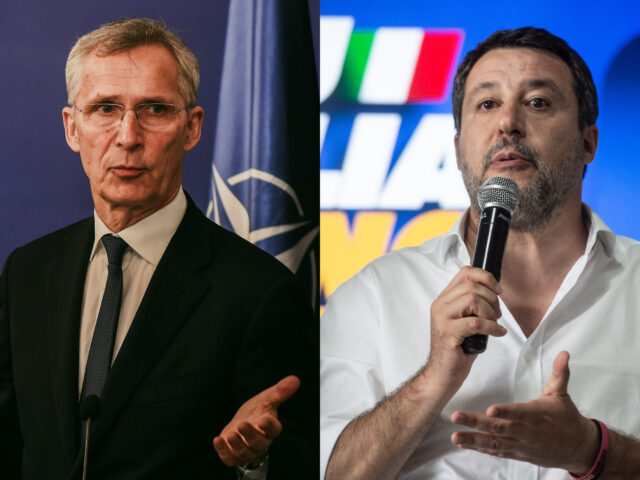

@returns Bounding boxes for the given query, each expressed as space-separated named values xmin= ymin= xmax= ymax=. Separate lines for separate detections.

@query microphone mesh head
xmin=477 ymin=176 xmax=520 ymax=214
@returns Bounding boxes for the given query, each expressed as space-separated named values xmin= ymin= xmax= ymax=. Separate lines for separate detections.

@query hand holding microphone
xmin=426 ymin=176 xmax=518 ymax=395
xmin=462 ymin=176 xmax=519 ymax=354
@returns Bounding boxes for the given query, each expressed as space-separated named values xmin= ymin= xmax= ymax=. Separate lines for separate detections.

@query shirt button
xmin=523 ymin=353 xmax=532 ymax=363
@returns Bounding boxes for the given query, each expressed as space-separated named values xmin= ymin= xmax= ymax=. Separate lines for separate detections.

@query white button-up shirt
xmin=321 ymin=206 xmax=640 ymax=479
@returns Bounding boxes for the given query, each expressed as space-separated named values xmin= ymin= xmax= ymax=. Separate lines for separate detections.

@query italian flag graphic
xmin=321 ymin=17 xmax=463 ymax=104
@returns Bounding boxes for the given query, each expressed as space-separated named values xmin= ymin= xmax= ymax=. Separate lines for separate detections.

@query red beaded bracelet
xmin=568 ymin=419 xmax=609 ymax=480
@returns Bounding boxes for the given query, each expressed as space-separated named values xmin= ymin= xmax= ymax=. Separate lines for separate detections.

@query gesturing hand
xmin=213 ymin=375 xmax=300 ymax=467
xmin=450 ymin=351 xmax=599 ymax=474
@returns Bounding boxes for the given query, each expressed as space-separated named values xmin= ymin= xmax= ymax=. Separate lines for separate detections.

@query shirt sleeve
xmin=320 ymin=272 xmax=387 ymax=479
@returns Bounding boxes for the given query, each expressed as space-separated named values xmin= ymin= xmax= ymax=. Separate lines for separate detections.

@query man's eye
xmin=479 ymin=100 xmax=496 ymax=110
xmin=145 ymin=104 xmax=169 ymax=115
xmin=529 ymin=98 xmax=549 ymax=109
xmin=94 ymin=104 xmax=119 ymax=114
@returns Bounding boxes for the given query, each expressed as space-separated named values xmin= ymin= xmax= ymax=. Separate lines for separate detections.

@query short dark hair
xmin=452 ymin=27 xmax=598 ymax=133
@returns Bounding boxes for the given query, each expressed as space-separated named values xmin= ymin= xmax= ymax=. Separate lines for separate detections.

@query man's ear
xmin=62 ymin=106 xmax=81 ymax=153
xmin=582 ymin=124 xmax=598 ymax=165
xmin=454 ymin=133 xmax=462 ymax=171
xmin=184 ymin=106 xmax=204 ymax=152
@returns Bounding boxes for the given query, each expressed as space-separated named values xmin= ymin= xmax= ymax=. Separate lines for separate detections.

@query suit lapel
xmin=81 ymin=201 xmax=213 ymax=457
xmin=46 ymin=219 xmax=94 ymax=470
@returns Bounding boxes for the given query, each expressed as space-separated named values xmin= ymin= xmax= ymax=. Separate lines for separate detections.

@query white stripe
xmin=249 ymin=221 xmax=308 ymax=243
xmin=320 ymin=170 xmax=342 ymax=209
xmin=379 ymin=114 xmax=466 ymax=210
xmin=212 ymin=165 xmax=250 ymax=238
xmin=359 ymin=28 xmax=423 ymax=104
xmin=320 ymin=112 xmax=330 ymax=154
xmin=276 ymin=226 xmax=319 ymax=273
xmin=338 ymin=113 xmax=401 ymax=209
xmin=320 ymin=16 xmax=355 ymax=103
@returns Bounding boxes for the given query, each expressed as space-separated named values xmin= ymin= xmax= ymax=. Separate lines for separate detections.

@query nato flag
xmin=207 ymin=0 xmax=319 ymax=311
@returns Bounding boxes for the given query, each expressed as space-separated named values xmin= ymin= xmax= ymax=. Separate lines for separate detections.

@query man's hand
xmin=213 ymin=375 xmax=300 ymax=467
xmin=426 ymin=266 xmax=506 ymax=395
xmin=450 ymin=351 xmax=600 ymax=474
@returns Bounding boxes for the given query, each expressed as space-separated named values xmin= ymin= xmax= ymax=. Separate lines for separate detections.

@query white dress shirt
xmin=321 ymin=205 xmax=640 ymax=479
xmin=78 ymin=188 xmax=187 ymax=393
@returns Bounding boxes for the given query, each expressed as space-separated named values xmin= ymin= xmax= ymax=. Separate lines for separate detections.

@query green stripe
xmin=337 ymin=31 xmax=375 ymax=101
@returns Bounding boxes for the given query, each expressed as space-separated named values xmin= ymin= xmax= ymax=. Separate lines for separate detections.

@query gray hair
xmin=65 ymin=18 xmax=199 ymax=107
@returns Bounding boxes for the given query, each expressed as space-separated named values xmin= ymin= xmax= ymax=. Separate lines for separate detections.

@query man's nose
xmin=116 ymin=109 xmax=143 ymax=150
xmin=497 ymin=101 xmax=525 ymax=138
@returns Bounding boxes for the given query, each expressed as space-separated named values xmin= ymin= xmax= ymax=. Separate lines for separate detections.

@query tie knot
xmin=101 ymin=235 xmax=128 ymax=266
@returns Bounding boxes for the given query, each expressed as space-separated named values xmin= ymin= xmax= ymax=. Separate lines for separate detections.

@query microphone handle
xmin=462 ymin=207 xmax=511 ymax=354
xmin=82 ymin=418 xmax=91 ymax=480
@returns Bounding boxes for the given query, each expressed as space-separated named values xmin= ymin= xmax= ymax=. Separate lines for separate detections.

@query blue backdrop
xmin=321 ymin=0 xmax=640 ymax=238
xmin=0 ymin=0 xmax=319 ymax=266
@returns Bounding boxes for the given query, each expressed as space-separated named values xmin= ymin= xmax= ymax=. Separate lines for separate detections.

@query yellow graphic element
xmin=320 ymin=211 xmax=396 ymax=300
xmin=390 ymin=210 xmax=461 ymax=250
xmin=320 ymin=209 xmax=462 ymax=303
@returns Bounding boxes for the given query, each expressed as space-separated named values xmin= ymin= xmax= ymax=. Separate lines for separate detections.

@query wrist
xmin=569 ymin=419 xmax=609 ymax=480
xmin=236 ymin=451 xmax=269 ymax=480
xmin=419 ymin=360 xmax=461 ymax=404
xmin=569 ymin=418 xmax=600 ymax=473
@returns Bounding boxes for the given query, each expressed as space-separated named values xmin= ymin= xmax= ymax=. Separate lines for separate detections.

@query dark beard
xmin=459 ymin=137 xmax=585 ymax=232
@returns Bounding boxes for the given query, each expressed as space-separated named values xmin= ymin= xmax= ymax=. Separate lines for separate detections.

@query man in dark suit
xmin=0 ymin=18 xmax=317 ymax=479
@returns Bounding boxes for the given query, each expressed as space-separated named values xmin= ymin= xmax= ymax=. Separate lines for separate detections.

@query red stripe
xmin=408 ymin=31 xmax=462 ymax=103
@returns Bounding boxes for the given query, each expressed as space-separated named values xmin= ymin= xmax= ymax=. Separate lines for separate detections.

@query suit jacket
xmin=0 ymin=196 xmax=318 ymax=479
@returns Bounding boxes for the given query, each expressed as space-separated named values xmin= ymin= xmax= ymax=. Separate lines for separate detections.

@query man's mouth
xmin=110 ymin=166 xmax=146 ymax=177
xmin=490 ymin=150 xmax=533 ymax=168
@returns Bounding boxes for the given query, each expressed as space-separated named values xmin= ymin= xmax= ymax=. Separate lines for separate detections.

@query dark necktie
xmin=81 ymin=234 xmax=128 ymax=402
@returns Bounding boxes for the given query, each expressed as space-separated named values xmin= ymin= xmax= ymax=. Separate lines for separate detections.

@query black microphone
xmin=79 ymin=394 xmax=101 ymax=480
xmin=461 ymin=176 xmax=519 ymax=355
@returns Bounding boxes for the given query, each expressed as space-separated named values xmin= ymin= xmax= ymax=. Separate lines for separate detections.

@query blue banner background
xmin=0 ymin=0 xmax=319 ymax=266
xmin=321 ymin=0 xmax=640 ymax=241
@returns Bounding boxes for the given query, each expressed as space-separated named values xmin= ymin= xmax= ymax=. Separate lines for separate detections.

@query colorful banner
xmin=320 ymin=2 xmax=640 ymax=308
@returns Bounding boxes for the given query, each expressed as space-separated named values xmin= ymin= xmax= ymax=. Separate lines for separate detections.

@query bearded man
xmin=321 ymin=27 xmax=640 ymax=479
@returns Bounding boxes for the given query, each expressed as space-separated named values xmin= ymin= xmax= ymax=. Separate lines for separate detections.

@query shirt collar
xmin=90 ymin=188 xmax=187 ymax=266
xmin=436 ymin=203 xmax=616 ymax=265
xmin=582 ymin=204 xmax=617 ymax=257
xmin=429 ymin=209 xmax=469 ymax=265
